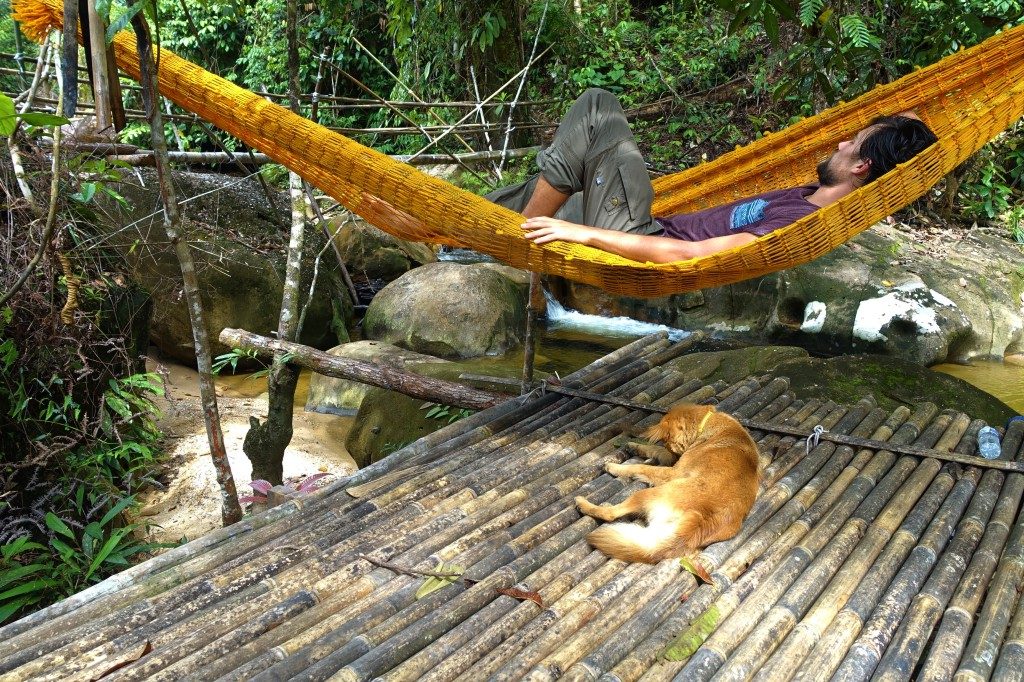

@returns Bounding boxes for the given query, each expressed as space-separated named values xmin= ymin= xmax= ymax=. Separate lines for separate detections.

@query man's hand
xmin=521 ymin=216 xmax=599 ymax=246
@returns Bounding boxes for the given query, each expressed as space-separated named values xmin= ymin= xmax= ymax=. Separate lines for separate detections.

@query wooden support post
xmin=521 ymin=272 xmax=544 ymax=394
xmin=85 ymin=0 xmax=112 ymax=134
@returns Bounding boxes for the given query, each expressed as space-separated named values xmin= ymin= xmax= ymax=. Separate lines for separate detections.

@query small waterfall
xmin=432 ymin=250 xmax=690 ymax=342
xmin=544 ymin=292 xmax=689 ymax=342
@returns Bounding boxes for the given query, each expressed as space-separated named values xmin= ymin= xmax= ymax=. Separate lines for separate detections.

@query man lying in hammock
xmin=485 ymin=88 xmax=937 ymax=263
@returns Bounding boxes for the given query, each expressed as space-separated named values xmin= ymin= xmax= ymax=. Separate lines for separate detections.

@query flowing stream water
xmin=531 ymin=295 xmax=1024 ymax=414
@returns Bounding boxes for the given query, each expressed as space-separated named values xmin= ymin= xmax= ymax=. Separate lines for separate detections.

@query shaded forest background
xmin=1 ymin=0 xmax=1023 ymax=624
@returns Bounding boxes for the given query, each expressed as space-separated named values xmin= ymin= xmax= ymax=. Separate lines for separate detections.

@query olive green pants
xmin=485 ymin=88 xmax=659 ymax=235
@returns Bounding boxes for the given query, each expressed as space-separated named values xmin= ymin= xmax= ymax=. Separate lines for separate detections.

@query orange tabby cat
xmin=576 ymin=403 xmax=760 ymax=563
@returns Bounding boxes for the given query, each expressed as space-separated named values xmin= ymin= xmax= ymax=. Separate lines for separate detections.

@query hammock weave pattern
xmin=13 ymin=0 xmax=1024 ymax=296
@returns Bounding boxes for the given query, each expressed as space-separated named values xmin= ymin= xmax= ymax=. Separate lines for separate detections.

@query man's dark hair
xmin=859 ymin=115 xmax=939 ymax=183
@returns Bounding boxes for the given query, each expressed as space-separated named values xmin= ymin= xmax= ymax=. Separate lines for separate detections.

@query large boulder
xmin=96 ymin=170 xmax=353 ymax=365
xmin=305 ymin=341 xmax=449 ymax=415
xmin=332 ymin=216 xmax=437 ymax=283
xmin=363 ymin=262 xmax=528 ymax=358
xmin=549 ymin=223 xmax=1024 ymax=366
xmin=344 ymin=358 xmax=531 ymax=467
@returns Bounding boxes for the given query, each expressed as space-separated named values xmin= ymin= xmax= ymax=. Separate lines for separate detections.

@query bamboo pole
xmin=4 ymin=356 xmax=630 ymax=675
xmin=748 ymin=417 xmax=973 ymax=680
xmin=828 ymin=429 xmax=1011 ymax=680
xmin=0 ymin=331 xmax=671 ymax=671
xmin=85 ymin=0 xmax=112 ymax=133
xmin=56 ymin=356 xmax=692 ymax=675
xmin=662 ymin=404 xmax=940 ymax=681
xmin=918 ymin=419 xmax=1024 ymax=681
xmin=10 ymin=328 xmax=1024 ymax=682
xmin=232 ymin=374 xmax=733 ymax=675
xmin=949 ymin=420 xmax=1024 ymax=681
xmin=219 ymin=328 xmax=507 ymax=411
xmin=97 ymin=146 xmax=542 ymax=167
xmin=790 ymin=428 xmax=987 ymax=681
xmin=583 ymin=403 xmax=893 ymax=682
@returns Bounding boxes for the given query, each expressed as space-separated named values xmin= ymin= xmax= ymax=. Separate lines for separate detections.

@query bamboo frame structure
xmin=11 ymin=0 xmax=1024 ymax=296
xmin=1 ymin=331 xmax=1022 ymax=680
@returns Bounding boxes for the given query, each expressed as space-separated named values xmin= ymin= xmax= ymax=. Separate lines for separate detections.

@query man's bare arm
xmin=521 ymin=216 xmax=756 ymax=263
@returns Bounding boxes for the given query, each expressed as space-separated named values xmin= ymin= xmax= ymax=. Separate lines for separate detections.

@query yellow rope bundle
xmin=13 ymin=0 xmax=1024 ymax=296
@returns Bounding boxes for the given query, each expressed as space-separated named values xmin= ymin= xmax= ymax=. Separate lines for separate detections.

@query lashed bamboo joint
xmin=2 ymin=332 xmax=1022 ymax=681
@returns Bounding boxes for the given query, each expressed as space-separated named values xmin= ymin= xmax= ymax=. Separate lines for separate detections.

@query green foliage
xmin=420 ymin=402 xmax=475 ymax=424
xmin=963 ymin=155 xmax=1013 ymax=221
xmin=212 ymin=348 xmax=262 ymax=375
xmin=0 ymin=489 xmax=170 ymax=625
xmin=540 ymin=2 xmax=749 ymax=108
xmin=212 ymin=348 xmax=295 ymax=380
xmin=0 ymin=92 xmax=69 ymax=136
xmin=414 ymin=560 xmax=463 ymax=599
xmin=717 ymin=0 xmax=1024 ymax=104
xmin=960 ymin=123 xmax=1024 ymax=226
xmin=1007 ymin=205 xmax=1024 ymax=243
xmin=67 ymin=156 xmax=131 ymax=209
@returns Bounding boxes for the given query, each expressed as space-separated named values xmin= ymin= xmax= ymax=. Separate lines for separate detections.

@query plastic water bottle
xmin=977 ymin=426 xmax=1001 ymax=460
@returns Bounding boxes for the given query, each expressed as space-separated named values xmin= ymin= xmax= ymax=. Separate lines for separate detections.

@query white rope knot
xmin=806 ymin=425 xmax=825 ymax=455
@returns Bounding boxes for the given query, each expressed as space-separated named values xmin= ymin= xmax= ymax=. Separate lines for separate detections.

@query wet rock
xmin=669 ymin=346 xmax=1015 ymax=426
xmin=345 ymin=359 xmax=530 ymax=467
xmin=305 ymin=341 xmax=449 ymax=415
xmin=363 ymin=262 xmax=527 ymax=359
xmin=549 ymin=224 xmax=1024 ymax=366
xmin=332 ymin=216 xmax=437 ymax=283
xmin=97 ymin=169 xmax=351 ymax=365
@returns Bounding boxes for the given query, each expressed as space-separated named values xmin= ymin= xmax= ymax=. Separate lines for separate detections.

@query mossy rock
xmin=363 ymin=262 xmax=527 ymax=359
xmin=667 ymin=346 xmax=1014 ymax=426
xmin=332 ymin=217 xmax=437 ymax=282
xmin=305 ymin=341 xmax=448 ymax=416
xmin=665 ymin=346 xmax=809 ymax=385
xmin=345 ymin=359 xmax=540 ymax=468
xmin=765 ymin=354 xmax=1015 ymax=425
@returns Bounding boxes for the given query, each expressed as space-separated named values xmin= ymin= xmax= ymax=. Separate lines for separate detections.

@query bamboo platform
xmin=2 ymin=332 xmax=1023 ymax=681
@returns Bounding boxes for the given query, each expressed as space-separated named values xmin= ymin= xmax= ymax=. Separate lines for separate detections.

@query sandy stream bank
xmin=136 ymin=350 xmax=357 ymax=545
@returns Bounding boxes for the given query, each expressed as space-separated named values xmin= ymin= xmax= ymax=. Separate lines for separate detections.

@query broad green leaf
xmin=100 ymin=495 xmax=136 ymax=527
xmin=0 ymin=579 xmax=51 ymax=602
xmin=1 ymin=536 xmax=45 ymax=560
xmin=87 ymin=529 xmax=131 ymax=579
xmin=95 ymin=0 xmax=112 ymax=22
xmin=0 ymin=563 xmax=47 ymax=590
xmin=18 ymin=112 xmax=69 ymax=127
xmin=662 ymin=605 xmax=720 ymax=661
xmin=679 ymin=556 xmax=713 ymax=584
xmin=78 ymin=182 xmax=98 ymax=204
xmin=0 ymin=93 xmax=16 ymax=136
xmin=0 ymin=596 xmax=32 ymax=625
xmin=50 ymin=538 xmax=75 ymax=559
xmin=106 ymin=2 xmax=148 ymax=42
xmin=45 ymin=512 xmax=74 ymax=539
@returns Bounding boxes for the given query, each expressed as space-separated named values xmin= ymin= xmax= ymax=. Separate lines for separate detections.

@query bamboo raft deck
xmin=2 ymin=332 xmax=1023 ymax=681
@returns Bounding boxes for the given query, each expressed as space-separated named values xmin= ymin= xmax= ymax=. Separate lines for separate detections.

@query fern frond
xmin=839 ymin=14 xmax=878 ymax=49
xmin=799 ymin=0 xmax=826 ymax=27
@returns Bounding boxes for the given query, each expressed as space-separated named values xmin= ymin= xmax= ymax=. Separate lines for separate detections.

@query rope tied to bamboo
xmin=806 ymin=424 xmax=825 ymax=455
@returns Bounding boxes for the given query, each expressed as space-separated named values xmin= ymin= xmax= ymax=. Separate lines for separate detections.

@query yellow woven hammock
xmin=13 ymin=0 xmax=1024 ymax=296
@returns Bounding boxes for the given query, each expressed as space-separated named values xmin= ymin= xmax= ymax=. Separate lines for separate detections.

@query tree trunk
xmin=60 ymin=0 xmax=78 ymax=117
xmin=85 ymin=0 xmax=111 ymax=133
xmin=242 ymin=0 xmax=304 ymax=485
xmin=219 ymin=329 xmax=508 ymax=411
xmin=130 ymin=5 xmax=242 ymax=526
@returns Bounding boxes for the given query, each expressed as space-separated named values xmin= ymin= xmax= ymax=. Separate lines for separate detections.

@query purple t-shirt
xmin=655 ymin=185 xmax=818 ymax=241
